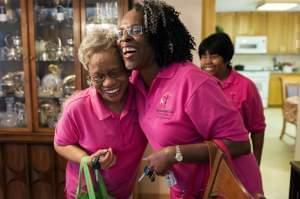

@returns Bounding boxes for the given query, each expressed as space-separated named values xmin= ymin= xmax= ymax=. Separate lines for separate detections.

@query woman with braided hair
xmin=117 ymin=0 xmax=263 ymax=198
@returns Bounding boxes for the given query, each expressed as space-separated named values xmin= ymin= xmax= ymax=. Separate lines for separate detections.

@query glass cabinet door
xmin=0 ymin=0 xmax=31 ymax=130
xmin=81 ymin=0 xmax=130 ymax=87
xmin=84 ymin=0 xmax=119 ymax=34
xmin=29 ymin=0 xmax=77 ymax=130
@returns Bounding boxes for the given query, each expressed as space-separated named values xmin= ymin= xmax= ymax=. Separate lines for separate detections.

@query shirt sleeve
xmin=185 ymin=79 xmax=248 ymax=141
xmin=54 ymin=109 xmax=79 ymax=146
xmin=242 ymin=81 xmax=266 ymax=133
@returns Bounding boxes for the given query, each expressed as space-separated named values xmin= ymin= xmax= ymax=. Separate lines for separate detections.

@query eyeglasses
xmin=88 ymin=68 xmax=126 ymax=85
xmin=116 ymin=25 xmax=144 ymax=39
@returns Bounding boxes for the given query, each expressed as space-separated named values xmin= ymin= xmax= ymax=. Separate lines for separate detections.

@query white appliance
xmin=238 ymin=70 xmax=270 ymax=108
xmin=235 ymin=36 xmax=267 ymax=54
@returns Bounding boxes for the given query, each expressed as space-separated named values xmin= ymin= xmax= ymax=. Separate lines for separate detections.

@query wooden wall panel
xmin=3 ymin=144 xmax=29 ymax=199
xmin=30 ymin=145 xmax=55 ymax=199
xmin=0 ymin=146 xmax=4 ymax=199
xmin=0 ymin=143 xmax=66 ymax=199
xmin=55 ymin=154 xmax=66 ymax=199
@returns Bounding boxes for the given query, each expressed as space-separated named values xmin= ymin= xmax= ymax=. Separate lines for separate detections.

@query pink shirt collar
xmin=220 ymin=69 xmax=238 ymax=89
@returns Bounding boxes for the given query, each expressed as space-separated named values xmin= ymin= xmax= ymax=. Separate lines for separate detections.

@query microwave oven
xmin=235 ymin=36 xmax=267 ymax=54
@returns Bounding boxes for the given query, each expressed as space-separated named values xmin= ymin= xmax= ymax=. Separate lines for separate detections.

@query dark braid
xmin=134 ymin=0 xmax=195 ymax=68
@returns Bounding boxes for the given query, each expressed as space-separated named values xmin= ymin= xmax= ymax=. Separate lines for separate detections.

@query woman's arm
xmin=144 ymin=139 xmax=251 ymax=175
xmin=54 ymin=144 xmax=116 ymax=168
xmin=250 ymin=132 xmax=264 ymax=166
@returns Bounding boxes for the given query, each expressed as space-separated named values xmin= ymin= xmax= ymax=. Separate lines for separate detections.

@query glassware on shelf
xmin=36 ymin=6 xmax=50 ymax=25
xmin=55 ymin=5 xmax=65 ymax=22
xmin=64 ymin=38 xmax=74 ymax=61
xmin=87 ymin=2 xmax=102 ymax=24
xmin=13 ymin=71 xmax=24 ymax=98
xmin=4 ymin=34 xmax=22 ymax=61
xmin=0 ymin=5 xmax=7 ymax=23
xmin=39 ymin=64 xmax=63 ymax=97
xmin=6 ymin=8 xmax=17 ymax=24
xmin=86 ymin=1 xmax=118 ymax=34
xmin=15 ymin=101 xmax=26 ymax=127
xmin=39 ymin=100 xmax=59 ymax=128
xmin=35 ymin=39 xmax=47 ymax=59
xmin=0 ymin=46 xmax=8 ymax=60
xmin=1 ymin=72 xmax=16 ymax=95
xmin=56 ymin=37 xmax=65 ymax=61
xmin=1 ymin=71 xmax=24 ymax=97
xmin=39 ymin=40 xmax=58 ymax=61
xmin=0 ymin=97 xmax=18 ymax=128
xmin=62 ymin=74 xmax=75 ymax=97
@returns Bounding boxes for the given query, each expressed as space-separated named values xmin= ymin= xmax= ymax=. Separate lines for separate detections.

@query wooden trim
xmin=0 ymin=145 xmax=5 ymax=199
xmin=201 ymin=0 xmax=216 ymax=38
xmin=27 ymin=0 xmax=40 ymax=132
xmin=79 ymin=0 xmax=87 ymax=88
xmin=20 ymin=0 xmax=33 ymax=132
xmin=73 ymin=0 xmax=82 ymax=90
xmin=0 ymin=133 xmax=54 ymax=143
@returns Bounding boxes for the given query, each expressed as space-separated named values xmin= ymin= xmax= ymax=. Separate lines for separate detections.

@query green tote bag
xmin=76 ymin=156 xmax=110 ymax=199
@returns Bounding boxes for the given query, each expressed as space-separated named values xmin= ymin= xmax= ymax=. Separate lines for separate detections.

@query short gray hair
xmin=78 ymin=29 xmax=118 ymax=71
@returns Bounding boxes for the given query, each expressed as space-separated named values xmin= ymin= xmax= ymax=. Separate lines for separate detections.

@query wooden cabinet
xmin=268 ymin=73 xmax=282 ymax=106
xmin=201 ymin=0 xmax=216 ymax=38
xmin=267 ymin=12 xmax=289 ymax=54
xmin=268 ymin=73 xmax=300 ymax=107
xmin=217 ymin=12 xmax=267 ymax=40
xmin=217 ymin=12 xmax=300 ymax=54
xmin=0 ymin=0 xmax=131 ymax=198
xmin=216 ymin=12 xmax=235 ymax=40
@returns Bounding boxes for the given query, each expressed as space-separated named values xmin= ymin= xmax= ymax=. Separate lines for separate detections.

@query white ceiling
xmin=216 ymin=0 xmax=300 ymax=12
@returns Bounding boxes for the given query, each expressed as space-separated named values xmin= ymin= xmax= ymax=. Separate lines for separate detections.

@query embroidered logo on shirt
xmin=157 ymin=92 xmax=174 ymax=119
xmin=159 ymin=93 xmax=170 ymax=108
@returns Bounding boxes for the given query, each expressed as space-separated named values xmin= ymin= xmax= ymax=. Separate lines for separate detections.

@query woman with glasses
xmin=54 ymin=29 xmax=147 ymax=199
xmin=198 ymin=32 xmax=266 ymax=166
xmin=117 ymin=0 xmax=263 ymax=198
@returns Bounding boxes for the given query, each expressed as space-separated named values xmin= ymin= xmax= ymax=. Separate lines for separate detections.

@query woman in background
xmin=117 ymin=0 xmax=264 ymax=198
xmin=54 ymin=29 xmax=147 ymax=199
xmin=198 ymin=32 xmax=266 ymax=165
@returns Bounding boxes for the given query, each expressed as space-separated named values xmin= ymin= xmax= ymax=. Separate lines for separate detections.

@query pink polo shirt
xmin=54 ymin=85 xmax=147 ymax=199
xmin=130 ymin=62 xmax=263 ymax=197
xmin=220 ymin=69 xmax=266 ymax=134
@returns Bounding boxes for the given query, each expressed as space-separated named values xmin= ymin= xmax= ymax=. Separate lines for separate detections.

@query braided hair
xmin=133 ymin=0 xmax=195 ymax=68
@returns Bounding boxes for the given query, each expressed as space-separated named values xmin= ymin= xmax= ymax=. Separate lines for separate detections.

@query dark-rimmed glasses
xmin=117 ymin=25 xmax=144 ymax=39
xmin=88 ymin=68 xmax=126 ymax=85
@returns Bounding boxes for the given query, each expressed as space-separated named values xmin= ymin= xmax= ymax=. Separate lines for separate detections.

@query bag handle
xmin=76 ymin=156 xmax=97 ymax=199
xmin=76 ymin=156 xmax=109 ymax=199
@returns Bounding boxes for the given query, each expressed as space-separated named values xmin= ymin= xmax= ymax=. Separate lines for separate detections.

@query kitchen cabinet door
xmin=250 ymin=12 xmax=267 ymax=36
xmin=267 ymin=12 xmax=290 ymax=54
xmin=235 ymin=12 xmax=267 ymax=36
xmin=235 ymin=12 xmax=251 ymax=36
xmin=268 ymin=73 xmax=282 ymax=106
xmin=287 ymin=13 xmax=300 ymax=54
xmin=216 ymin=12 xmax=236 ymax=41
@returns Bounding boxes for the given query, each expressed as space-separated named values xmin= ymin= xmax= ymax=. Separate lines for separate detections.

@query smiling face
xmin=117 ymin=9 xmax=155 ymax=71
xmin=88 ymin=49 xmax=128 ymax=108
xmin=200 ymin=51 xmax=229 ymax=80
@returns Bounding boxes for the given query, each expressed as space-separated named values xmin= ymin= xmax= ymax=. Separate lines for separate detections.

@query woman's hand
xmin=143 ymin=146 xmax=175 ymax=176
xmin=89 ymin=148 xmax=116 ymax=169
